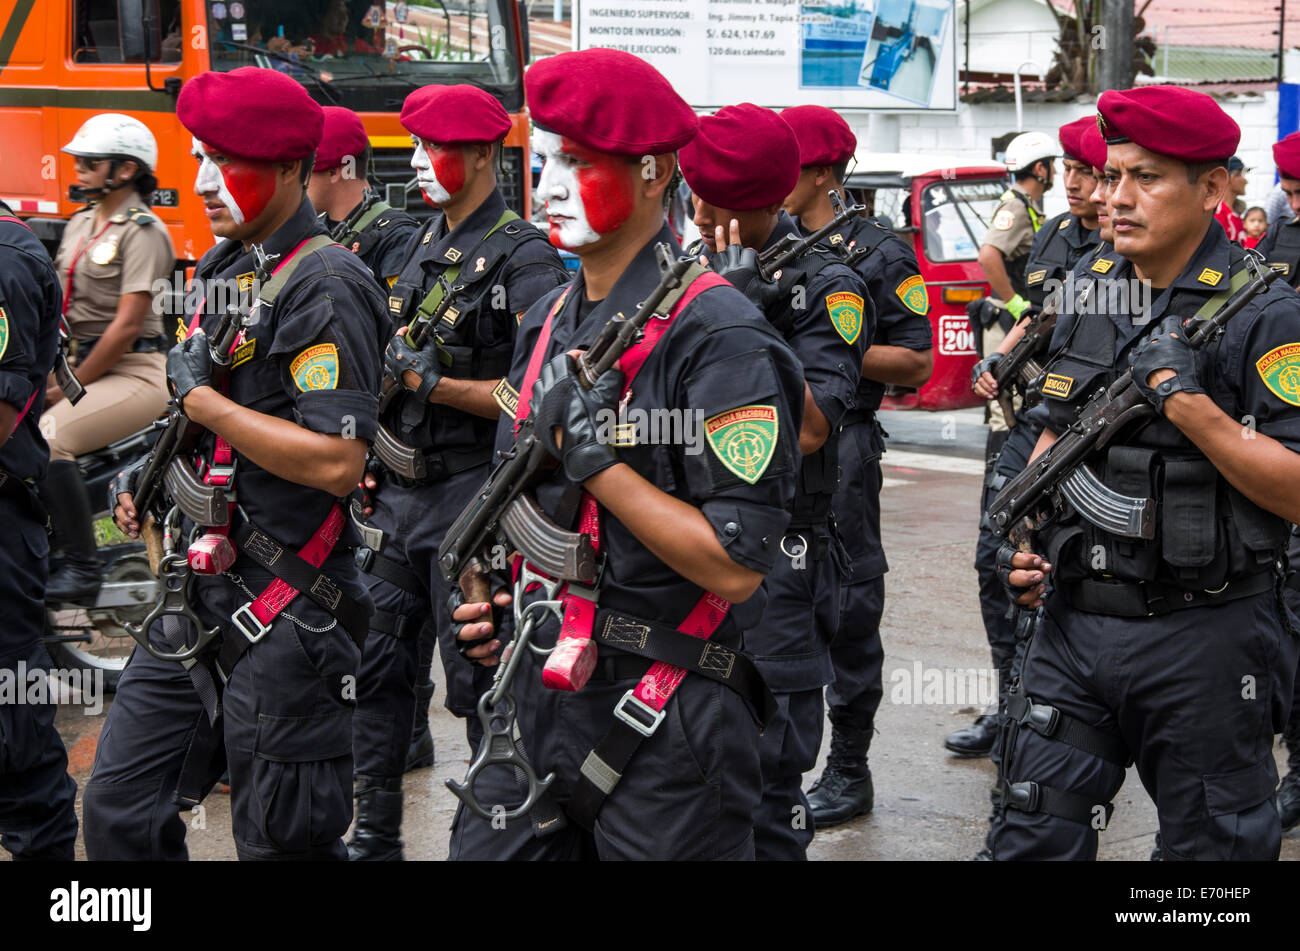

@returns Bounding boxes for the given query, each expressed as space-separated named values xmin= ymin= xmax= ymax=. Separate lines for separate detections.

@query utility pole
xmin=1097 ymin=0 xmax=1135 ymax=92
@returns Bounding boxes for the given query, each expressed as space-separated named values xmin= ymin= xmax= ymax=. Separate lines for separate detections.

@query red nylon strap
xmin=0 ymin=216 xmax=32 ymax=230
xmin=247 ymin=504 xmax=346 ymax=626
xmin=514 ymin=287 xmax=571 ymax=432
xmin=537 ymin=270 xmax=732 ymax=691
xmin=6 ymin=389 xmax=39 ymax=440
xmin=61 ymin=219 xmax=116 ymax=317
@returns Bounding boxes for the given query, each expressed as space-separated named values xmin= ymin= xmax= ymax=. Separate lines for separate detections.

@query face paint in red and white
xmin=533 ymin=129 xmax=635 ymax=250
xmin=192 ymin=136 xmax=276 ymax=227
xmin=409 ymin=137 xmax=465 ymax=206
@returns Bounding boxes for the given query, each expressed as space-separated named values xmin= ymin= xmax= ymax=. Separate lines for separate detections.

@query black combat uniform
xmin=711 ymin=212 xmax=871 ymax=859
xmin=989 ymin=223 xmax=1300 ymax=860
xmin=962 ymin=211 xmax=1101 ymax=760
xmin=804 ymin=211 xmax=931 ymax=824
xmin=83 ymin=198 xmax=389 ymax=860
xmin=0 ymin=203 xmax=79 ymax=860
xmin=348 ymin=188 xmax=567 ymax=855
xmin=1254 ymin=213 xmax=1300 ymax=284
xmin=449 ymin=225 xmax=806 ymax=860
xmin=320 ymin=194 xmax=419 ymax=288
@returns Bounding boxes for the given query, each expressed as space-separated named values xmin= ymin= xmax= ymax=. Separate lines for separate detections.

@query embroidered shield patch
xmin=826 ymin=291 xmax=864 ymax=344
xmin=705 ymin=405 xmax=778 ymax=485
xmin=1256 ymin=343 xmax=1300 ymax=407
xmin=0 ymin=306 xmax=8 ymax=361
xmin=895 ymin=274 xmax=929 ymax=315
xmin=290 ymin=343 xmax=339 ymax=392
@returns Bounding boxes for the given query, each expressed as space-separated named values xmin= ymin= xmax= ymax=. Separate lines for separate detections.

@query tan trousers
xmin=44 ymin=350 xmax=169 ymax=461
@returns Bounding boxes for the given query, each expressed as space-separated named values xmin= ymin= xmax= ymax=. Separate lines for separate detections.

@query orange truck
xmin=0 ymin=0 xmax=535 ymax=264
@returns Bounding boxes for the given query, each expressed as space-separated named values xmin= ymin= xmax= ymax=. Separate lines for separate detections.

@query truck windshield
xmin=921 ymin=179 xmax=1007 ymax=262
xmin=206 ymin=0 xmax=521 ymax=110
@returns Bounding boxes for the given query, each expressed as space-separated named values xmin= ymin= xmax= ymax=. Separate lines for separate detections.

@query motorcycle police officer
xmin=448 ymin=50 xmax=806 ymax=861
xmin=779 ymin=103 xmax=933 ymax=827
xmin=680 ymin=104 xmax=872 ymax=858
xmin=307 ymin=105 xmax=419 ymax=289
xmin=993 ymin=86 xmax=1300 ymax=860
xmin=346 ymin=84 xmax=568 ymax=860
xmin=955 ymin=118 xmax=1105 ymax=759
xmin=82 ymin=66 xmax=389 ymax=860
xmin=0 ymin=200 xmax=79 ymax=860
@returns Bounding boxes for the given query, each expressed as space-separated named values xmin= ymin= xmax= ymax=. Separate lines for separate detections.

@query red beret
xmin=679 ymin=104 xmax=800 ymax=211
xmin=316 ymin=107 xmax=370 ymax=172
xmin=1096 ymin=85 xmax=1239 ymax=164
xmin=400 ymin=84 xmax=511 ymax=144
xmin=780 ymin=105 xmax=857 ymax=167
xmin=1275 ymin=132 xmax=1300 ymax=180
xmin=1077 ymin=121 xmax=1108 ymax=173
xmin=1058 ymin=117 xmax=1093 ymax=163
xmin=526 ymin=49 xmax=698 ymax=156
xmin=177 ymin=67 xmax=323 ymax=162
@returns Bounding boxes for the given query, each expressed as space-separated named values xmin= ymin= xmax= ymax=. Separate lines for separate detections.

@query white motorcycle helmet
xmin=1004 ymin=131 xmax=1060 ymax=176
xmin=62 ymin=113 xmax=159 ymax=171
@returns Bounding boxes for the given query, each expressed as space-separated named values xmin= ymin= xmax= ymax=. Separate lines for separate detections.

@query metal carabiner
xmin=125 ymin=507 xmax=222 ymax=663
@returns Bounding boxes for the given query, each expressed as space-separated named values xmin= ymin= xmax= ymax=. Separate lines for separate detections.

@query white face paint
xmin=192 ymin=136 xmax=245 ymax=226
xmin=409 ymin=137 xmax=452 ymax=205
xmin=533 ymin=128 xmax=600 ymax=250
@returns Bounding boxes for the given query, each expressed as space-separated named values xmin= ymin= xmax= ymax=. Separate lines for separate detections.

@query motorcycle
xmin=43 ymin=422 xmax=161 ymax=693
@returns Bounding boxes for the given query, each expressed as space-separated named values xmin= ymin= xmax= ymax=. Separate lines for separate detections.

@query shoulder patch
xmin=492 ymin=378 xmax=519 ymax=417
xmin=0 ymin=306 xmax=8 ymax=361
xmin=895 ymin=274 xmax=929 ymax=315
xmin=1256 ymin=343 xmax=1300 ymax=407
xmin=1041 ymin=373 xmax=1075 ymax=399
xmin=290 ymin=343 xmax=339 ymax=392
xmin=1091 ymin=257 xmax=1114 ymax=274
xmin=705 ymin=405 xmax=779 ymax=484
xmin=1057 ymin=218 xmax=1070 ymax=230
xmin=1197 ymin=267 xmax=1222 ymax=286
xmin=126 ymin=207 xmax=155 ymax=226
xmin=826 ymin=291 xmax=864 ymax=344
xmin=1026 ymin=269 xmax=1047 ymax=286
xmin=993 ymin=209 xmax=1015 ymax=231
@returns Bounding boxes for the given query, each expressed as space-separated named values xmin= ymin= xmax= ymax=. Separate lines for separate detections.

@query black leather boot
xmin=1278 ymin=772 xmax=1300 ymax=832
xmin=42 ymin=459 xmax=102 ymax=604
xmin=405 ymin=681 xmax=436 ymax=772
xmin=347 ymin=774 xmax=404 ymax=861
xmin=944 ymin=714 xmax=1000 ymax=757
xmin=807 ymin=724 xmax=874 ymax=828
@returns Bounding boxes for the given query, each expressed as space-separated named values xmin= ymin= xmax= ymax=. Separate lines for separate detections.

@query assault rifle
xmin=990 ymin=292 xmax=1065 ymax=421
xmin=985 ymin=256 xmax=1278 ymax=546
xmin=757 ymin=190 xmax=865 ymax=281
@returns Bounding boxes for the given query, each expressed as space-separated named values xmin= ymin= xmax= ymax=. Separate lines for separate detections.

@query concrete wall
xmin=841 ymin=90 xmax=1281 ymax=220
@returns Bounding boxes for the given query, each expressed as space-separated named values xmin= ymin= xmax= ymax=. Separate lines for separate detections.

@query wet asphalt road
xmin=25 ymin=408 xmax=1300 ymax=861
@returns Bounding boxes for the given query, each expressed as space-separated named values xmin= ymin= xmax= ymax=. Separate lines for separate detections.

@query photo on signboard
xmin=857 ymin=0 xmax=951 ymax=105
xmin=799 ymin=0 xmax=878 ymax=88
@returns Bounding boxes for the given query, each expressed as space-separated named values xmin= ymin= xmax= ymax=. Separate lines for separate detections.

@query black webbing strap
xmin=567 ymin=610 xmax=776 ymax=831
xmin=1002 ymin=780 xmax=1113 ymax=828
xmin=1064 ymin=570 xmax=1275 ymax=617
xmin=370 ymin=608 xmax=413 ymax=639
xmin=1006 ymin=692 xmax=1131 ymax=767
xmin=230 ymin=520 xmax=370 ymax=645
xmin=355 ymin=545 xmax=424 ymax=597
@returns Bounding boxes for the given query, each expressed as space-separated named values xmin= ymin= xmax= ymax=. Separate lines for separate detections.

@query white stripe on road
xmin=881 ymin=477 xmax=912 ymax=488
xmin=882 ymin=449 xmax=985 ymax=476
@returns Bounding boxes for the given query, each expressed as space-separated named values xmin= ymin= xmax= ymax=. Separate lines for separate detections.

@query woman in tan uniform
xmin=42 ymin=114 xmax=174 ymax=602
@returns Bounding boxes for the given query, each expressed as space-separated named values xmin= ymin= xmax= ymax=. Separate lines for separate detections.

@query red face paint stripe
xmin=202 ymin=143 xmax=277 ymax=223
xmin=562 ymin=137 xmax=635 ymax=236
xmin=428 ymin=144 xmax=466 ymax=197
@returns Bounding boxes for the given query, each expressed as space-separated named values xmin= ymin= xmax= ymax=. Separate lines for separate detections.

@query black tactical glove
xmin=711 ymin=242 xmax=784 ymax=312
xmin=385 ymin=331 xmax=443 ymax=404
xmin=166 ymin=331 xmax=215 ymax=407
xmin=533 ymin=352 xmax=624 ymax=484
xmin=447 ymin=572 xmax=509 ymax=667
xmin=1131 ymin=315 xmax=1206 ymax=415
xmin=108 ymin=457 xmax=145 ymax=514
xmin=970 ymin=352 xmax=1004 ymax=391
xmin=995 ymin=539 xmax=1047 ymax=606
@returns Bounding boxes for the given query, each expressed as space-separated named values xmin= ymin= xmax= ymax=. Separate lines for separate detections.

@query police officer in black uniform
xmin=1250 ymin=130 xmax=1300 ymax=831
xmin=345 ymin=84 xmax=568 ymax=860
xmin=447 ymin=50 xmax=805 ymax=861
xmin=992 ymin=86 xmax=1300 ymax=861
xmin=780 ymin=105 xmax=933 ymax=826
xmin=0 ymin=200 xmax=79 ymax=861
xmin=681 ymin=104 xmax=872 ymax=859
xmin=956 ymin=117 xmax=1105 ymax=760
xmin=307 ymin=106 xmax=419 ymax=290
xmin=82 ymin=67 xmax=388 ymax=861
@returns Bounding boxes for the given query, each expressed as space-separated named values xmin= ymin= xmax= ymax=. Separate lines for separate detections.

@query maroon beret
xmin=1096 ymin=85 xmax=1239 ymax=164
xmin=400 ymin=84 xmax=511 ymax=144
xmin=1275 ymin=132 xmax=1300 ymax=180
xmin=1058 ymin=117 xmax=1094 ymax=163
xmin=1078 ymin=121 xmax=1109 ymax=173
xmin=526 ymin=49 xmax=698 ymax=156
xmin=177 ymin=67 xmax=323 ymax=162
xmin=316 ymin=107 xmax=370 ymax=172
xmin=780 ymin=105 xmax=857 ymax=167
xmin=679 ymin=104 xmax=800 ymax=211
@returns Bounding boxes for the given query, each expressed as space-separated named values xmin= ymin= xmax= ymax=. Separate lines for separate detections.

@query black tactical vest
xmin=1263 ymin=220 xmax=1300 ymax=289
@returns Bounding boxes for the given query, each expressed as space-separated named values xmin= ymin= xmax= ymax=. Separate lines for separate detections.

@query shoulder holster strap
xmin=256 ymin=234 xmax=338 ymax=309
xmin=336 ymin=199 xmax=392 ymax=247
xmin=412 ymin=208 xmax=519 ymax=321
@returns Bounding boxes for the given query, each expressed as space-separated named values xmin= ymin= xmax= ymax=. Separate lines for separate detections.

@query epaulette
xmin=112 ymin=207 xmax=156 ymax=227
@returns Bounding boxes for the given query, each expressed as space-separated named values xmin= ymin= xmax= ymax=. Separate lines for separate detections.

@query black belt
xmin=1063 ymin=570 xmax=1277 ymax=617
xmin=73 ymin=334 xmax=169 ymax=358
xmin=385 ymin=443 xmax=493 ymax=487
